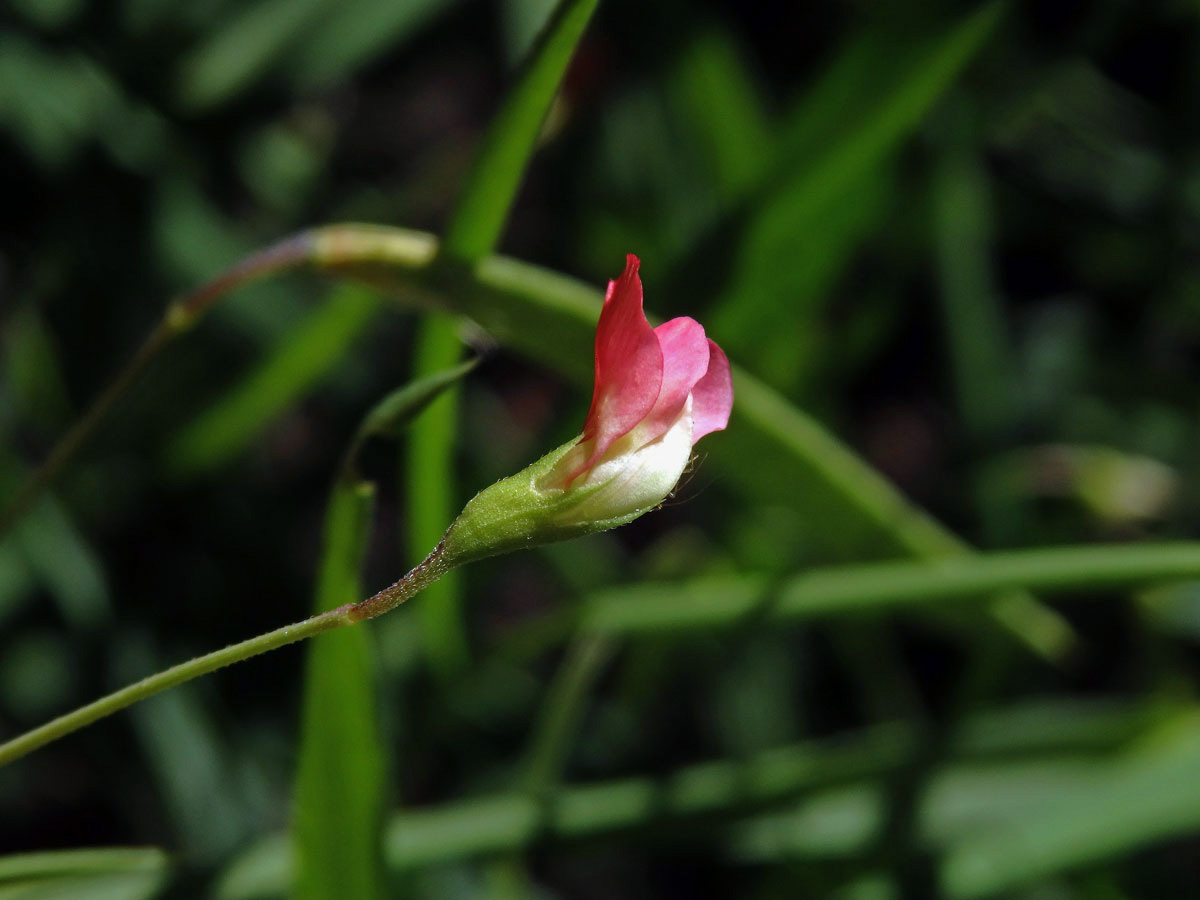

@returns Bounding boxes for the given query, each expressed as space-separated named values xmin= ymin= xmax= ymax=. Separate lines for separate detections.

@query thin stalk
xmin=0 ymin=234 xmax=315 ymax=540
xmin=520 ymin=633 xmax=615 ymax=797
xmin=0 ymin=606 xmax=351 ymax=767
xmin=0 ymin=544 xmax=448 ymax=768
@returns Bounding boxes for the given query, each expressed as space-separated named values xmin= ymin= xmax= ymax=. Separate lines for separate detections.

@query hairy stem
xmin=0 ymin=541 xmax=449 ymax=768
xmin=0 ymin=606 xmax=351 ymax=768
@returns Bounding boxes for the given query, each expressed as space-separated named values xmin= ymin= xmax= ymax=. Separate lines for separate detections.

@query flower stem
xmin=0 ymin=604 xmax=353 ymax=768
xmin=0 ymin=540 xmax=455 ymax=768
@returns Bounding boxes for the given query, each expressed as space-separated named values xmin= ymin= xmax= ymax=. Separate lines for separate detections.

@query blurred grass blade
xmin=0 ymin=849 xmax=167 ymax=882
xmin=932 ymin=126 xmax=1014 ymax=442
xmin=219 ymin=700 xmax=1161 ymax=893
xmin=177 ymin=0 xmax=331 ymax=110
xmin=292 ymin=479 xmax=384 ymax=900
xmin=441 ymin=0 xmax=600 ymax=261
xmin=165 ymin=284 xmax=380 ymax=477
xmin=1 ymin=449 xmax=109 ymax=628
xmin=582 ymin=542 xmax=1200 ymax=635
xmin=940 ymin=715 xmax=1200 ymax=899
xmin=286 ymin=0 xmax=455 ymax=89
xmin=710 ymin=2 xmax=1006 ymax=365
xmin=0 ymin=847 xmax=169 ymax=899
xmin=669 ymin=27 xmax=773 ymax=201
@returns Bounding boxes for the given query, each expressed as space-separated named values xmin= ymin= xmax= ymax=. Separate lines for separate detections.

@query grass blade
xmin=291 ymin=479 xmax=384 ymax=900
xmin=165 ymin=284 xmax=380 ymax=477
xmin=441 ymin=0 xmax=600 ymax=261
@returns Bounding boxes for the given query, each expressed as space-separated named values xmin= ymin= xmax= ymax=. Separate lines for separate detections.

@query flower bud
xmin=439 ymin=254 xmax=732 ymax=567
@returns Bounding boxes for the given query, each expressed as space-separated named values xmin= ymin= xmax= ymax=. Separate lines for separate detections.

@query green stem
xmin=0 ymin=605 xmax=352 ymax=768
xmin=520 ymin=633 xmax=615 ymax=797
xmin=0 ymin=538 xmax=450 ymax=768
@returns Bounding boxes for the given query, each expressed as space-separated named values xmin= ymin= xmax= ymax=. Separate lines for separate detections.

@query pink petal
xmin=640 ymin=316 xmax=711 ymax=439
xmin=689 ymin=339 xmax=733 ymax=443
xmin=578 ymin=254 xmax=663 ymax=467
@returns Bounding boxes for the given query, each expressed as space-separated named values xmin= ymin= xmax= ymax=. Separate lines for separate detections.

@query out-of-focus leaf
xmin=0 ymin=847 xmax=168 ymax=899
xmin=177 ymin=0 xmax=332 ymax=110
xmin=933 ymin=132 xmax=1014 ymax=441
xmin=113 ymin=636 xmax=254 ymax=861
xmin=285 ymin=0 xmax=456 ymax=88
xmin=940 ymin=716 xmax=1200 ymax=898
xmin=219 ymin=700 xmax=1157 ymax=891
xmin=2 ymin=306 xmax=72 ymax=433
xmin=292 ymin=479 xmax=384 ymax=900
xmin=0 ymin=631 xmax=72 ymax=718
xmin=668 ymin=27 xmax=772 ymax=201
xmin=582 ymin=542 xmax=1200 ymax=636
xmin=500 ymin=0 xmax=560 ymax=67
xmin=164 ymin=284 xmax=381 ymax=476
xmin=0 ymin=446 xmax=109 ymax=628
xmin=709 ymin=3 xmax=1005 ymax=379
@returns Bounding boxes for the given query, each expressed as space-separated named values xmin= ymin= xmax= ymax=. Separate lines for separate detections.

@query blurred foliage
xmin=3 ymin=0 xmax=1200 ymax=898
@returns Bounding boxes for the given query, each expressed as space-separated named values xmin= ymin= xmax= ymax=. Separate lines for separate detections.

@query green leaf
xmin=940 ymin=715 xmax=1200 ymax=899
xmin=581 ymin=542 xmax=1200 ymax=636
xmin=165 ymin=283 xmax=381 ymax=476
xmin=292 ymin=479 xmax=385 ymax=900
xmin=406 ymin=319 xmax=471 ymax=677
xmin=353 ymin=354 xmax=480 ymax=446
xmin=176 ymin=0 xmax=332 ymax=110
xmin=441 ymin=0 xmax=600 ymax=261
xmin=285 ymin=0 xmax=456 ymax=89
xmin=0 ymin=848 xmax=168 ymax=900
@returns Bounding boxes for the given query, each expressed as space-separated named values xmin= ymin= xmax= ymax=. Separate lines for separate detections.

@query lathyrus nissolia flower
xmin=438 ymin=253 xmax=733 ymax=567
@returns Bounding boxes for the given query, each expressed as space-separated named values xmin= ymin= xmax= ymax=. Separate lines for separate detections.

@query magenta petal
xmin=641 ymin=317 xmax=710 ymax=438
xmin=689 ymin=339 xmax=733 ymax=443
xmin=579 ymin=254 xmax=664 ymax=466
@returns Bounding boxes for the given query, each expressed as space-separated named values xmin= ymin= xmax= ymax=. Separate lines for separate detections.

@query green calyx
xmin=439 ymin=437 xmax=654 ymax=568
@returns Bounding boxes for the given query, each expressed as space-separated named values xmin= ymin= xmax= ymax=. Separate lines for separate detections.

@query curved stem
xmin=0 ymin=234 xmax=316 ymax=540
xmin=0 ymin=605 xmax=353 ymax=768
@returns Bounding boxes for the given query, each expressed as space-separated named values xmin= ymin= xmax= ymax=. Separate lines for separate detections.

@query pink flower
xmin=548 ymin=253 xmax=733 ymax=493
xmin=439 ymin=254 xmax=733 ymax=566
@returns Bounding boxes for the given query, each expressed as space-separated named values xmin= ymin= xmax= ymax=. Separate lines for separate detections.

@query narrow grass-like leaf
xmin=165 ymin=284 xmax=380 ymax=476
xmin=582 ymin=542 xmax=1200 ymax=635
xmin=0 ymin=847 xmax=168 ymax=900
xmin=406 ymin=319 xmax=470 ymax=677
xmin=940 ymin=716 xmax=1200 ymax=899
xmin=0 ymin=849 xmax=167 ymax=883
xmin=345 ymin=353 xmax=479 ymax=471
xmin=441 ymin=0 xmax=600 ymax=261
xmin=292 ymin=479 xmax=384 ymax=900
xmin=710 ymin=3 xmax=1006 ymax=368
xmin=285 ymin=0 xmax=455 ymax=89
xmin=177 ymin=0 xmax=331 ymax=110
